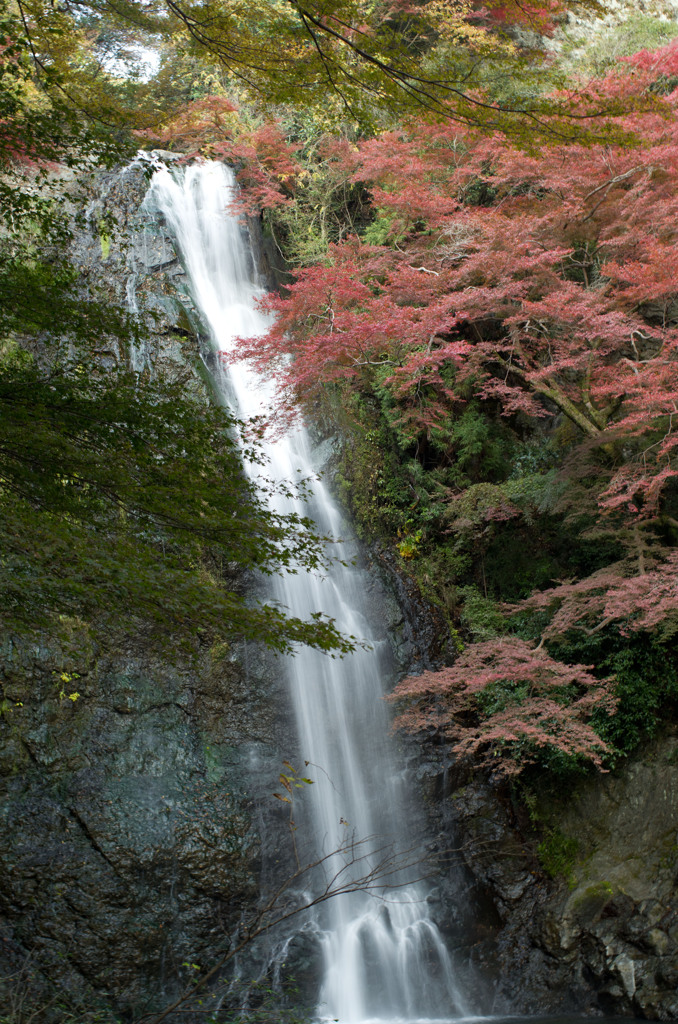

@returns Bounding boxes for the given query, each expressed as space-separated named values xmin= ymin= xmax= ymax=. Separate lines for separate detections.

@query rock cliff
xmin=417 ymin=727 xmax=678 ymax=1020
xmin=0 ymin=158 xmax=295 ymax=1019
xmin=0 ymin=157 xmax=414 ymax=1018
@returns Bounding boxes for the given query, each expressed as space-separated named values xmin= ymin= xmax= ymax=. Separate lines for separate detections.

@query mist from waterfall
xmin=146 ymin=160 xmax=469 ymax=1024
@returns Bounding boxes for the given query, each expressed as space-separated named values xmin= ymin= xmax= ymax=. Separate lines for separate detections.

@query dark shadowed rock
xmin=415 ymin=728 xmax=678 ymax=1019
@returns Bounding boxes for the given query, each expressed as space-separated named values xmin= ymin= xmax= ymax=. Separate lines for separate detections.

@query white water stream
xmin=147 ymin=161 xmax=469 ymax=1024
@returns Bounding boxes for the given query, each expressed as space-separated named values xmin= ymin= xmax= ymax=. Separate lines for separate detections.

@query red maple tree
xmin=142 ymin=32 xmax=678 ymax=776
xmin=236 ymin=42 xmax=678 ymax=773
xmin=389 ymin=638 xmax=614 ymax=777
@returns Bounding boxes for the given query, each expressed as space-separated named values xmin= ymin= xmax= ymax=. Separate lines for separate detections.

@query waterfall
xmin=147 ymin=161 xmax=469 ymax=1024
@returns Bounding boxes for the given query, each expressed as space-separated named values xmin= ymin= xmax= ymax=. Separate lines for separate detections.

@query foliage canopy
xmin=11 ymin=0 xmax=641 ymax=141
xmin=0 ymin=340 xmax=352 ymax=652
xmin=0 ymin=0 xmax=356 ymax=654
xmin=218 ymin=34 xmax=678 ymax=776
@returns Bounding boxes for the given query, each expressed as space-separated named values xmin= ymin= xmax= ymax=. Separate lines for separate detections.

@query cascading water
xmin=147 ymin=161 xmax=469 ymax=1024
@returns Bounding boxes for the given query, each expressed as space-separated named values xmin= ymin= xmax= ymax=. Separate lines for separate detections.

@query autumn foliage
xmin=137 ymin=97 xmax=303 ymax=214
xmin=118 ymin=16 xmax=678 ymax=779
xmin=229 ymin=40 xmax=678 ymax=778
xmin=388 ymin=639 xmax=614 ymax=777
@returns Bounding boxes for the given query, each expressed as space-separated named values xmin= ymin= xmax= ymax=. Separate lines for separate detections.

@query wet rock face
xmin=419 ymin=730 xmax=678 ymax=1019
xmin=70 ymin=154 xmax=205 ymax=377
xmin=0 ymin=158 xmax=299 ymax=1017
xmin=0 ymin=157 xmax=425 ymax=1018
xmin=541 ymin=737 xmax=678 ymax=1020
xmin=0 ymin=628 xmax=297 ymax=1016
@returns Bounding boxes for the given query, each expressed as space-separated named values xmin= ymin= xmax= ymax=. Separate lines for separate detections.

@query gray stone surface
xmin=419 ymin=729 xmax=678 ymax=1019
xmin=0 ymin=159 xmax=298 ymax=1017
xmin=0 ymin=630 xmax=293 ymax=1015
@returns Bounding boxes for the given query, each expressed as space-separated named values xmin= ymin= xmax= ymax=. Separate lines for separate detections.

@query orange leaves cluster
xmin=515 ymin=552 xmax=678 ymax=642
